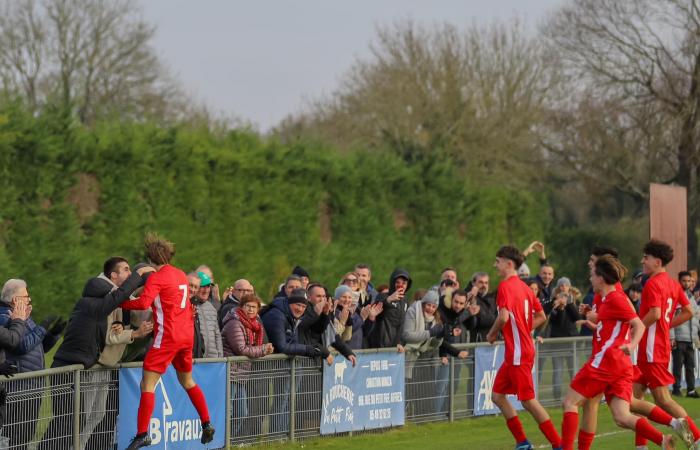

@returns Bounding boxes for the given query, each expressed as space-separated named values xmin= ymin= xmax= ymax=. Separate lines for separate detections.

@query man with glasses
xmin=218 ymin=279 xmax=255 ymax=329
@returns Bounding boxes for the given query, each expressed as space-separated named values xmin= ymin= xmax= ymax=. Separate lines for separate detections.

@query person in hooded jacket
xmin=221 ymin=294 xmax=273 ymax=439
xmin=402 ymin=289 xmax=468 ymax=418
xmin=39 ymin=257 xmax=148 ymax=450
xmin=366 ymin=268 xmax=411 ymax=351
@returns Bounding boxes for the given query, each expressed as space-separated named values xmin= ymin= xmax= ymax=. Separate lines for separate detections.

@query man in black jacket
xmin=464 ymin=272 xmax=498 ymax=343
xmin=546 ymin=277 xmax=580 ymax=401
xmin=366 ymin=268 xmax=410 ymax=351
xmin=39 ymin=257 xmax=151 ymax=450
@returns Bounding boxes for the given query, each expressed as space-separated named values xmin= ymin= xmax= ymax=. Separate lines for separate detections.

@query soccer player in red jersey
xmin=486 ymin=245 xmax=562 ymax=450
xmin=561 ymin=255 xmax=676 ymax=450
xmin=576 ymin=247 xmax=688 ymax=449
xmin=122 ymin=234 xmax=215 ymax=449
xmin=633 ymin=239 xmax=697 ymax=450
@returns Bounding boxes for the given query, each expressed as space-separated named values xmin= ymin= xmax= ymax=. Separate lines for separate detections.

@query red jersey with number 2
xmin=589 ymin=290 xmax=637 ymax=372
xmin=638 ymin=271 xmax=689 ymax=364
xmin=496 ymin=275 xmax=543 ymax=366
xmin=120 ymin=264 xmax=193 ymax=349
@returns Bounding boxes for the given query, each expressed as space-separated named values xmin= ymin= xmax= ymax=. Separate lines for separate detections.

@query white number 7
xmin=179 ymin=284 xmax=188 ymax=309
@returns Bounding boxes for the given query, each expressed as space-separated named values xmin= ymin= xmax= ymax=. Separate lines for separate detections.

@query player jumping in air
xmin=561 ymin=255 xmax=676 ymax=450
xmin=633 ymin=239 xmax=697 ymax=450
xmin=486 ymin=245 xmax=562 ymax=450
xmin=122 ymin=233 xmax=215 ymax=449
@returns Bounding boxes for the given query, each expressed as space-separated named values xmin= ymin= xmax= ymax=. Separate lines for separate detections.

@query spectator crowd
xmin=0 ymin=240 xmax=699 ymax=447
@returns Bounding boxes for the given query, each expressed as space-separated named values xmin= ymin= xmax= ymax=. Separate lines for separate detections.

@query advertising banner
xmin=320 ymin=353 xmax=405 ymax=435
xmin=117 ymin=362 xmax=226 ymax=450
xmin=473 ymin=345 xmax=530 ymax=416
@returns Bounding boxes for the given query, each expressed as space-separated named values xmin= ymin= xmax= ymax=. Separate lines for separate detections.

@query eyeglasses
xmin=344 ymin=278 xmax=358 ymax=284
xmin=235 ymin=288 xmax=254 ymax=293
xmin=242 ymin=304 xmax=259 ymax=309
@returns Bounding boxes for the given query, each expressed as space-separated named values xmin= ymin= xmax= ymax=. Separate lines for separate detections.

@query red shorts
xmin=570 ymin=363 xmax=633 ymax=404
xmin=633 ymin=361 xmax=675 ymax=389
xmin=143 ymin=345 xmax=193 ymax=374
xmin=493 ymin=361 xmax=535 ymax=401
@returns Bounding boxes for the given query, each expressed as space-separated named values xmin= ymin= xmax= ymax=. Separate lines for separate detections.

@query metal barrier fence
xmin=0 ymin=337 xmax=593 ymax=449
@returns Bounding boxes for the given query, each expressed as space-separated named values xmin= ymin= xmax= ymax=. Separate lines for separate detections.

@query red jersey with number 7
xmin=496 ymin=275 xmax=543 ymax=366
xmin=120 ymin=264 xmax=193 ymax=349
xmin=638 ymin=271 xmax=689 ymax=364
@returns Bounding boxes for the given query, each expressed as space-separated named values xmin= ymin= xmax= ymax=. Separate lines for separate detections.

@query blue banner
xmin=320 ymin=353 xmax=405 ymax=435
xmin=117 ymin=363 xmax=226 ymax=450
xmin=473 ymin=345 xmax=531 ymax=416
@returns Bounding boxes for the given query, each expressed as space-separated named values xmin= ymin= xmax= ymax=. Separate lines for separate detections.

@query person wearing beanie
xmin=260 ymin=288 xmax=327 ymax=359
xmin=332 ymin=285 xmax=364 ymax=351
xmin=292 ymin=266 xmax=310 ymax=289
xmin=402 ymin=288 xmax=468 ymax=416
xmin=260 ymin=287 xmax=330 ymax=434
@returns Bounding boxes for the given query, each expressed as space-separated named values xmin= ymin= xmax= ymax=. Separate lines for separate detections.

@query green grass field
xmin=259 ymin=396 xmax=700 ymax=450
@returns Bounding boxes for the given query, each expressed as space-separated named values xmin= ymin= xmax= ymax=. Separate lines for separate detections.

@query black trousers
xmin=672 ymin=341 xmax=696 ymax=391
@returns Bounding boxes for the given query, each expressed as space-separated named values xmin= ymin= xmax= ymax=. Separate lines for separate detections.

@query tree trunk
xmin=675 ymin=49 xmax=700 ymax=267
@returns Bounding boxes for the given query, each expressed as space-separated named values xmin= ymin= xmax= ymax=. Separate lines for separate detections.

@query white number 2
xmin=179 ymin=284 xmax=188 ymax=309
xmin=664 ymin=298 xmax=673 ymax=323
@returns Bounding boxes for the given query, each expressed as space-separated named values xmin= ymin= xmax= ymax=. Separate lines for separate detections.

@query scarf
xmin=236 ymin=308 xmax=264 ymax=346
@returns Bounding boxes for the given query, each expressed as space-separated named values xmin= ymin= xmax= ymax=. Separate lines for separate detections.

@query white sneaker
xmin=662 ymin=434 xmax=676 ymax=450
xmin=671 ymin=418 xmax=695 ymax=449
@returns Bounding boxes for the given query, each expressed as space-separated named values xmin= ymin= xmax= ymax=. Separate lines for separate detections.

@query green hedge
xmin=0 ymin=105 xmax=554 ymax=317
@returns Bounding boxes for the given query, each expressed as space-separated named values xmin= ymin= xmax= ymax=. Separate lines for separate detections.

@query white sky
xmin=140 ymin=1 xmax=566 ymax=131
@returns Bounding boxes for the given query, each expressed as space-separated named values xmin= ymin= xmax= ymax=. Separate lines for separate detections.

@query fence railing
xmin=1 ymin=336 xmax=597 ymax=449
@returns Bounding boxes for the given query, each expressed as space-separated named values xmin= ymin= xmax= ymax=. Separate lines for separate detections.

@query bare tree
xmin=543 ymin=0 xmax=700 ymax=261
xmin=276 ymin=20 xmax=559 ymax=185
xmin=0 ymin=0 xmax=181 ymax=123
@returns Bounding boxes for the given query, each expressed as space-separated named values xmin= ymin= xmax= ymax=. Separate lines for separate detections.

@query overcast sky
xmin=140 ymin=1 xmax=566 ymax=131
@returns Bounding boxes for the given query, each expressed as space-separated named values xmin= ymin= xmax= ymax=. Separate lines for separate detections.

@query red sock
xmin=648 ymin=406 xmax=673 ymax=426
xmin=186 ymin=385 xmax=210 ymax=423
xmin=137 ymin=391 xmax=155 ymax=434
xmin=539 ymin=419 xmax=561 ymax=447
xmin=635 ymin=418 xmax=663 ymax=446
xmin=686 ymin=416 xmax=700 ymax=440
xmin=561 ymin=412 xmax=578 ymax=450
xmin=634 ymin=432 xmax=648 ymax=447
xmin=506 ymin=416 xmax=527 ymax=443
xmin=577 ymin=430 xmax=595 ymax=450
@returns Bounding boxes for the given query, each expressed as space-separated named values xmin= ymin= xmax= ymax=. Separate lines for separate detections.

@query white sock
xmin=670 ymin=417 xmax=680 ymax=429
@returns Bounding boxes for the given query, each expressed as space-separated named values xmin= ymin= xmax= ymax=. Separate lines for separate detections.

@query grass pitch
xmin=259 ymin=396 xmax=700 ymax=449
